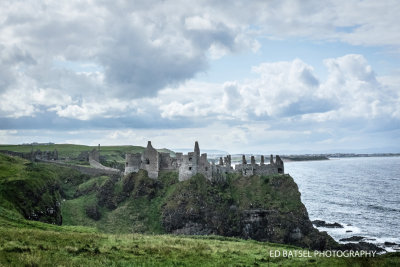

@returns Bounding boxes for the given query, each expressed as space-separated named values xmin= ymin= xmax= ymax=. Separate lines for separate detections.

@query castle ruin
xmin=125 ymin=141 xmax=284 ymax=181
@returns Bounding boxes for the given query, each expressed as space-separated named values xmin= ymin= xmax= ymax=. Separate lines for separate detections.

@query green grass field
xmin=0 ymin=143 xmax=174 ymax=166
xmin=0 ymin=153 xmax=399 ymax=266
xmin=2 ymin=206 xmax=399 ymax=266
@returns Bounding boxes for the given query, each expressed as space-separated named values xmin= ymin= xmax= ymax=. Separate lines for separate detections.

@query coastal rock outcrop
xmin=161 ymin=173 xmax=338 ymax=250
xmin=340 ymin=236 xmax=365 ymax=242
xmin=312 ymin=220 xmax=343 ymax=228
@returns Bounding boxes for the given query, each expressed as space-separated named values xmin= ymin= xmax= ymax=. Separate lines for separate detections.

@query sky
xmin=1 ymin=0 xmax=400 ymax=154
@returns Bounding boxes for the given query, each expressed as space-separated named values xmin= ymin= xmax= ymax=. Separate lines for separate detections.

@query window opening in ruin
xmin=189 ymin=157 xmax=192 ymax=161
xmin=189 ymin=167 xmax=192 ymax=170
xmin=278 ymin=168 xmax=283 ymax=174
xmin=205 ymin=167 xmax=208 ymax=171
xmin=126 ymin=162 xmax=128 ymax=166
xmin=146 ymin=158 xmax=150 ymax=164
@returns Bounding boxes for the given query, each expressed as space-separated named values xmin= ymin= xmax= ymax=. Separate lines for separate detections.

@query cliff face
xmin=0 ymin=154 xmax=63 ymax=225
xmin=161 ymin=173 xmax=337 ymax=250
xmin=0 ymin=153 xmax=336 ymax=250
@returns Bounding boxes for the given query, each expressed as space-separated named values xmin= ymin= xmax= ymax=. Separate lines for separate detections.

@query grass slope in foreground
xmin=1 ymin=208 xmax=400 ymax=266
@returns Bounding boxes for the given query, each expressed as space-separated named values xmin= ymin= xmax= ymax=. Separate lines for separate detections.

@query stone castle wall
xmin=89 ymin=149 xmax=99 ymax=162
xmin=125 ymin=141 xmax=284 ymax=181
xmin=160 ymin=152 xmax=179 ymax=170
xmin=235 ymin=154 xmax=284 ymax=176
xmin=125 ymin=153 xmax=141 ymax=175
xmin=140 ymin=141 xmax=160 ymax=179
xmin=178 ymin=153 xmax=196 ymax=181
xmin=0 ymin=149 xmax=58 ymax=161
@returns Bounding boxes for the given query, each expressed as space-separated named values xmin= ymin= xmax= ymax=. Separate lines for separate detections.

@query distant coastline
xmin=281 ymin=155 xmax=329 ymax=162
xmin=282 ymin=153 xmax=400 ymax=162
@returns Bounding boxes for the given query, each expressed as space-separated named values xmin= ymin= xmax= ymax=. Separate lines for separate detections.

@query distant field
xmin=0 ymin=144 xmax=174 ymax=164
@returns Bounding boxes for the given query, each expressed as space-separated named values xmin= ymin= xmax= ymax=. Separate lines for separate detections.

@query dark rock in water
xmin=359 ymin=242 xmax=386 ymax=253
xmin=340 ymin=236 xmax=365 ymax=242
xmin=312 ymin=220 xmax=343 ymax=228
xmin=346 ymin=230 xmax=353 ymax=232
xmin=384 ymin=242 xmax=398 ymax=246
xmin=340 ymin=242 xmax=385 ymax=253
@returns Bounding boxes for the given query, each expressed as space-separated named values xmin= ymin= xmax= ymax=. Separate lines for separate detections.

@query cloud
xmin=1 ymin=52 xmax=398 ymax=132
xmin=185 ymin=15 xmax=215 ymax=31
xmin=222 ymin=82 xmax=242 ymax=113
xmin=154 ymin=55 xmax=400 ymax=141
xmin=1 ymin=1 xmax=400 ymax=152
xmin=0 ymin=0 xmax=262 ymax=102
xmin=1 ymin=1 xmax=399 ymax=103
xmin=316 ymin=54 xmax=399 ymax=121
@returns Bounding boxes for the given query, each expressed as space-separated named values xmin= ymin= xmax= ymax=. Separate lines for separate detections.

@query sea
xmin=285 ymin=157 xmax=400 ymax=251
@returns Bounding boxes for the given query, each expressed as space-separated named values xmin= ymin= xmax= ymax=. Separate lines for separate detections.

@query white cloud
xmin=1 ymin=0 xmax=398 ymax=109
xmin=51 ymin=98 xmax=134 ymax=121
xmin=185 ymin=15 xmax=214 ymax=31
xmin=156 ymin=54 xmax=400 ymax=132
xmin=158 ymin=81 xmax=223 ymax=119
xmin=1 ymin=1 xmax=400 ymax=152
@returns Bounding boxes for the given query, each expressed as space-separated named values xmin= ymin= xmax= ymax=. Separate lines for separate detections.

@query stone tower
xmin=141 ymin=141 xmax=160 ymax=179
xmin=194 ymin=141 xmax=200 ymax=157
xmin=193 ymin=141 xmax=200 ymax=173
xmin=251 ymin=156 xmax=256 ymax=165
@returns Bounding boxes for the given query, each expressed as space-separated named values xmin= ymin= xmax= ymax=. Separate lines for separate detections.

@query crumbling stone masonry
xmin=178 ymin=141 xmax=212 ymax=181
xmin=124 ymin=141 xmax=181 ymax=179
xmin=125 ymin=141 xmax=284 ymax=181
xmin=234 ymin=154 xmax=284 ymax=176
xmin=32 ymin=149 xmax=58 ymax=161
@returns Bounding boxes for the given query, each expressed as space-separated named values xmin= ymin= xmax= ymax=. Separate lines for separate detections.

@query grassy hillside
xmin=61 ymin=171 xmax=178 ymax=234
xmin=0 ymin=154 xmax=68 ymax=224
xmin=0 ymin=153 xmax=399 ymax=266
xmin=0 ymin=144 xmax=174 ymax=166
xmin=1 ymin=206 xmax=399 ymax=266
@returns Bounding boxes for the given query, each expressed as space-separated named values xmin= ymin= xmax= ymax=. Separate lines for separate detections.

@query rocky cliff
xmin=0 ymin=154 xmax=64 ymax=224
xmin=0 ymin=153 xmax=337 ymax=250
xmin=160 ymin=173 xmax=337 ymax=250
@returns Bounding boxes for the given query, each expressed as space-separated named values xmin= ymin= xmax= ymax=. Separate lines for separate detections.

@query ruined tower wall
xmin=275 ymin=155 xmax=284 ymax=174
xmin=178 ymin=154 xmax=195 ymax=181
xmin=125 ymin=153 xmax=141 ymax=175
xmin=159 ymin=153 xmax=175 ymax=170
xmin=141 ymin=141 xmax=160 ymax=179
xmin=198 ymin=153 xmax=212 ymax=180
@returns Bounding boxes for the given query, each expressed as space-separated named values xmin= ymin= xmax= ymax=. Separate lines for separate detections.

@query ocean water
xmin=285 ymin=157 xmax=400 ymax=248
